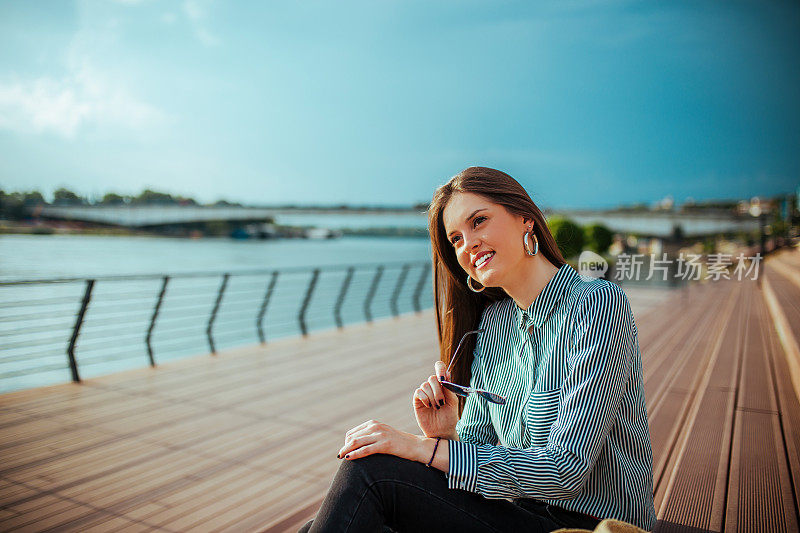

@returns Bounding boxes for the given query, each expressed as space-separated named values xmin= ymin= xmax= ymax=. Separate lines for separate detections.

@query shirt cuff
xmin=446 ymin=440 xmax=478 ymax=492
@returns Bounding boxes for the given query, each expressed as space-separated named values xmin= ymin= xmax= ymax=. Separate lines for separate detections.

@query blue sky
xmin=0 ymin=0 xmax=798 ymax=209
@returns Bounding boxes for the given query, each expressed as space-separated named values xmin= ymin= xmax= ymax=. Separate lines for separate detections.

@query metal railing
xmin=0 ymin=261 xmax=432 ymax=393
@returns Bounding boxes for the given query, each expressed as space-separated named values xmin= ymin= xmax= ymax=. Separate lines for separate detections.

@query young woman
xmin=299 ymin=167 xmax=656 ymax=532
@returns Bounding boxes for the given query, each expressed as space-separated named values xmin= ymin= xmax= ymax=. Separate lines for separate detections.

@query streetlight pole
xmin=749 ymin=199 xmax=765 ymax=256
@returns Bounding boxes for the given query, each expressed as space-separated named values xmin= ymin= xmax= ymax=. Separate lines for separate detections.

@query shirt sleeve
xmin=447 ymin=283 xmax=637 ymax=499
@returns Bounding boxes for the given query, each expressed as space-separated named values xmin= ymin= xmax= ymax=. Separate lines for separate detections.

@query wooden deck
xmin=1 ymin=249 xmax=800 ymax=532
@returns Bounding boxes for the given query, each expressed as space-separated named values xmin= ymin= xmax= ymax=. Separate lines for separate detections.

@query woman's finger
xmin=418 ymin=382 xmax=435 ymax=408
xmin=338 ymin=433 xmax=377 ymax=459
xmin=434 ymin=360 xmax=451 ymax=381
xmin=414 ymin=387 xmax=434 ymax=409
xmin=345 ymin=419 xmax=376 ymax=440
xmin=343 ymin=441 xmax=383 ymax=460
xmin=420 ymin=381 xmax=439 ymax=410
xmin=427 ymin=375 xmax=446 ymax=407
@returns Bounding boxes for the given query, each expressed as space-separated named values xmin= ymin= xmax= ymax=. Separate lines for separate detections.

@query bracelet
xmin=426 ymin=437 xmax=442 ymax=468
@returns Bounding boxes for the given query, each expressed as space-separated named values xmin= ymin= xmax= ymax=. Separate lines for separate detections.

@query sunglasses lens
xmin=480 ymin=391 xmax=506 ymax=405
xmin=442 ymin=382 xmax=468 ymax=398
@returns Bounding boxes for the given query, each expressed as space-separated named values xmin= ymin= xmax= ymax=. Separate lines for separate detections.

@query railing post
xmin=207 ymin=273 xmax=230 ymax=354
xmin=67 ymin=279 xmax=94 ymax=383
xmin=257 ymin=271 xmax=279 ymax=344
xmin=413 ymin=264 xmax=429 ymax=313
xmin=299 ymin=269 xmax=320 ymax=336
xmin=145 ymin=276 xmax=169 ymax=366
xmin=364 ymin=265 xmax=384 ymax=323
xmin=334 ymin=267 xmax=355 ymax=329
xmin=390 ymin=264 xmax=411 ymax=317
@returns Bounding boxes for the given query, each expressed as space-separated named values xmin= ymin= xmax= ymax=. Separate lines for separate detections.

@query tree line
xmin=548 ymin=218 xmax=613 ymax=257
xmin=0 ymin=187 xmax=243 ymax=219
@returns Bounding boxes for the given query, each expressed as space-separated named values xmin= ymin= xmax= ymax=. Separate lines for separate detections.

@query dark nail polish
xmin=439 ymin=399 xmax=444 ymax=406
xmin=345 ymin=454 xmax=350 ymax=459
xmin=337 ymin=454 xmax=340 ymax=459
xmin=435 ymin=404 xmax=439 ymax=410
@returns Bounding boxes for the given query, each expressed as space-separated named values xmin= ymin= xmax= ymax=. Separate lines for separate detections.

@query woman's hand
xmin=413 ymin=361 xmax=459 ymax=439
xmin=337 ymin=420 xmax=425 ymax=462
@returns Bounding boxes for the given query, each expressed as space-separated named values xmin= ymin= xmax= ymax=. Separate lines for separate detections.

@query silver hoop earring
xmin=524 ymin=230 xmax=539 ymax=256
xmin=466 ymin=275 xmax=485 ymax=293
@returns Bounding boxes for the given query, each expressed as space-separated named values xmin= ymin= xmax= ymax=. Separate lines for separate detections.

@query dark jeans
xmin=298 ymin=454 xmax=600 ymax=533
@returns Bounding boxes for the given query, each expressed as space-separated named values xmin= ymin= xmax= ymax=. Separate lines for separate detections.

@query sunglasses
xmin=439 ymin=329 xmax=506 ymax=405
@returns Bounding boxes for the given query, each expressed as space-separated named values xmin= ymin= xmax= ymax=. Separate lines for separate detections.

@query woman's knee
xmin=335 ymin=453 xmax=445 ymax=495
xmin=299 ymin=517 xmax=397 ymax=533
xmin=337 ymin=453 xmax=410 ymax=480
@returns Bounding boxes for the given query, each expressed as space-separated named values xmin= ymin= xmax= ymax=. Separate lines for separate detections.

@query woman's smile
xmin=473 ymin=251 xmax=495 ymax=270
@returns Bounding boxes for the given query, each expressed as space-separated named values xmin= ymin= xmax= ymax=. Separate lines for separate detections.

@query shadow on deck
xmin=1 ymin=248 xmax=800 ymax=532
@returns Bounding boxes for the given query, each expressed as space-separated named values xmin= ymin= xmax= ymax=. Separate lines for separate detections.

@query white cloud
xmin=0 ymin=63 xmax=166 ymax=138
xmin=182 ymin=0 xmax=221 ymax=47
xmin=182 ymin=0 xmax=204 ymax=21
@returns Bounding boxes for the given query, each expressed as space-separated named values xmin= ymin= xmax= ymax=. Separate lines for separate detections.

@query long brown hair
xmin=427 ymin=167 xmax=566 ymax=414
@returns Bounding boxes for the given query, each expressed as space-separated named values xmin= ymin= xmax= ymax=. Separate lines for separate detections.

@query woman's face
xmin=442 ymin=191 xmax=530 ymax=289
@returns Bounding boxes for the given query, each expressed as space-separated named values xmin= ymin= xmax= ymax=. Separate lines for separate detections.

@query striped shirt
xmin=446 ymin=263 xmax=657 ymax=530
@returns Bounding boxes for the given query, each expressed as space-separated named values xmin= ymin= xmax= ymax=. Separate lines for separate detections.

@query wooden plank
xmin=0 ymin=477 xmax=41 ymax=507
xmin=141 ymin=466 xmax=299 ymax=529
xmin=77 ymin=515 xmax=157 ymax=533
xmin=649 ymin=283 xmax=740 ymax=502
xmin=763 ymin=269 xmax=800 ymax=408
xmin=256 ymin=499 xmax=322 ymax=533
xmin=654 ymin=280 xmax=746 ymax=529
xmin=0 ymin=494 xmax=107 ymax=532
xmin=765 ymin=289 xmax=800 ymax=519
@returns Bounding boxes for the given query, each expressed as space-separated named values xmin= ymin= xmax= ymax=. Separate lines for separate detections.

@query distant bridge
xmin=553 ymin=209 xmax=760 ymax=238
xmin=35 ymin=206 xmax=272 ymax=227
xmin=36 ymin=205 xmax=411 ymax=228
xmin=37 ymin=205 xmax=760 ymax=237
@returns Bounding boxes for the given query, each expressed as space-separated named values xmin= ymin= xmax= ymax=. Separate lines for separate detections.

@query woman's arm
xmin=447 ymin=283 xmax=637 ymax=499
xmin=415 ymin=435 xmax=451 ymax=471
xmin=336 ymin=421 xmax=454 ymax=469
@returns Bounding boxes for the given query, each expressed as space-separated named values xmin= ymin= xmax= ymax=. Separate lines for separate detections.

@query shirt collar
xmin=516 ymin=263 xmax=576 ymax=331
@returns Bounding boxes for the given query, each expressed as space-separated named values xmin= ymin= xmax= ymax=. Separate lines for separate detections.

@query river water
xmin=0 ymin=234 xmax=432 ymax=281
